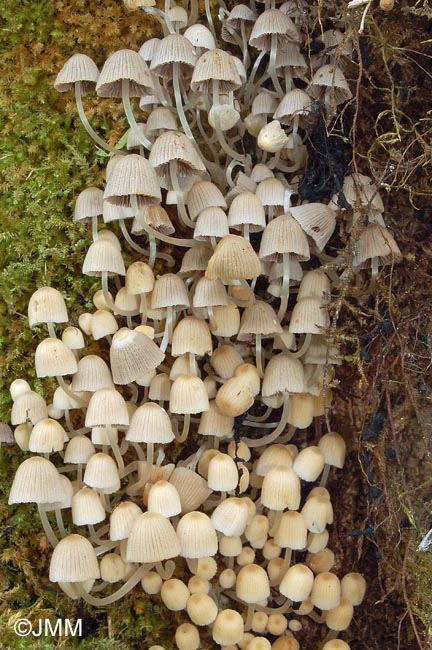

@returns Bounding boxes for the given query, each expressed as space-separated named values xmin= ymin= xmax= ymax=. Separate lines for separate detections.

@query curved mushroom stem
xmin=160 ymin=306 xmax=174 ymax=353
xmin=186 ymin=558 xmax=199 ymax=574
xmin=73 ymin=563 xmax=152 ymax=606
xmin=55 ymin=508 xmax=67 ymax=537
xmin=320 ymin=463 xmax=331 ymax=488
xmin=246 ymin=407 xmax=273 ymax=423
xmin=155 ymin=559 xmax=176 ymax=580
xmin=75 ymin=82 xmax=125 ymax=155
xmin=268 ymin=35 xmax=284 ymax=99
xmin=244 ymin=50 xmax=267 ymax=106
xmin=256 ymin=334 xmax=264 ymax=378
xmin=322 ymin=629 xmax=339 ymax=645
xmin=243 ymin=394 xmax=291 ymax=447
xmin=47 ymin=322 xmax=57 ymax=339
xmin=244 ymin=603 xmax=256 ymax=631
xmin=169 ymin=161 xmax=196 ymax=229
xmin=204 ymin=0 xmax=217 ymax=42
xmin=106 ymin=424 xmax=124 ymax=476
xmin=291 ymin=332 xmax=312 ymax=359
xmin=212 ymin=80 xmax=252 ymax=173
xmin=119 ymin=219 xmax=154 ymax=258
xmin=175 ymin=413 xmax=191 ymax=443
xmin=38 ymin=505 xmax=59 ymax=548
xmin=278 ymin=253 xmax=291 ymax=322
xmin=101 ymin=272 xmax=138 ymax=317
xmin=56 ymin=376 xmax=88 ymax=408
xmin=122 ymin=79 xmax=153 ymax=151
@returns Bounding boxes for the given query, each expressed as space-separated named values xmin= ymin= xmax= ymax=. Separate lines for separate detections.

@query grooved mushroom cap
xmin=215 ymin=375 xmax=255 ymax=417
xmin=187 ymin=180 xmax=227 ymax=220
xmin=249 ymin=9 xmax=300 ymax=49
xmin=150 ymin=34 xmax=197 ymax=78
xmin=103 ymin=153 xmax=161 ymax=208
xmin=85 ymin=388 xmax=129 ymax=427
xmin=191 ymin=49 xmax=241 ymax=93
xmin=259 ymin=214 xmax=310 ymax=262
xmin=125 ymin=261 xmax=155 ymax=295
xmin=82 ymin=239 xmax=126 ymax=276
xmin=169 ymin=374 xmax=209 ymax=414
xmin=352 ymin=223 xmax=402 ymax=268
xmin=96 ymin=49 xmax=154 ymax=97
xmin=211 ymin=497 xmax=250 ymax=536
xmin=148 ymin=481 xmax=182 ymax=518
xmin=64 ymin=434 xmax=95 ymax=464
xmin=28 ymin=418 xmax=65 ymax=454
xmin=318 ymin=431 xmax=346 ymax=468
xmin=176 ymin=511 xmax=218 ymax=558
xmin=288 ymin=297 xmax=330 ymax=335
xmin=110 ymin=328 xmax=165 ymax=385
xmin=83 ymin=452 xmax=120 ymax=493
xmin=308 ymin=64 xmax=352 ymax=104
xmin=71 ymin=355 xmax=114 ymax=392
xmin=28 ymin=287 xmax=68 ymax=327
xmin=110 ymin=501 xmax=142 ymax=541
xmin=35 ymin=338 xmax=78 ymax=378
xmin=310 ymin=572 xmax=341 ymax=610
xmin=54 ymin=53 xmax=100 ymax=93
xmin=49 ymin=534 xmax=100 ymax=582
xmin=72 ymin=487 xmax=106 ymax=526
xmin=126 ymin=512 xmax=181 ymax=563
xmin=149 ymin=131 xmax=206 ymax=191
xmin=171 ymin=317 xmax=212 ymax=357
xmin=151 ymin=273 xmax=190 ymax=310
xmin=290 ymin=203 xmax=336 ymax=252
xmin=261 ymin=466 xmax=301 ymax=510
xmin=262 ymin=353 xmax=304 ymax=396
xmin=207 ymin=453 xmax=238 ymax=491
xmin=9 ymin=456 xmax=67 ymax=504
xmin=127 ymin=402 xmax=174 ymax=443
xmin=205 ymin=234 xmax=262 ymax=280
xmin=169 ymin=467 xmax=212 ymax=513
xmin=11 ymin=390 xmax=48 ymax=425
xmin=74 ymin=187 xmax=104 ymax=222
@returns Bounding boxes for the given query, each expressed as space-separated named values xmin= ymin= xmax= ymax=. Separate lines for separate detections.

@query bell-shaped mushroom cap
xmin=236 ymin=564 xmax=270 ymax=603
xmin=148 ymin=481 xmax=182 ymax=518
xmin=171 ymin=317 xmax=212 ymax=357
xmin=11 ymin=390 xmax=48 ymax=425
xmin=152 ymin=273 xmax=190 ymax=310
xmin=194 ymin=206 xmax=229 ymax=241
xmin=261 ymin=466 xmax=301 ymax=510
xmin=187 ymin=180 xmax=227 ymax=220
xmin=184 ymin=24 xmax=216 ymax=50
xmin=262 ymin=353 xmax=304 ymax=396
xmin=9 ymin=456 xmax=66 ymax=504
xmin=54 ymin=53 xmax=99 ymax=93
xmin=352 ymin=223 xmax=402 ymax=268
xmin=35 ymin=338 xmax=78 ymax=378
xmin=274 ymin=88 xmax=312 ymax=123
xmin=127 ymin=402 xmax=174 ymax=443
xmin=215 ymin=375 xmax=255 ymax=417
xmin=191 ymin=49 xmax=241 ymax=93
xmin=205 ymin=234 xmax=262 ymax=280
xmin=259 ymin=214 xmax=310 ymax=262
xmin=293 ymin=446 xmax=326 ymax=482
xmin=150 ymin=34 xmax=197 ymax=78
xmin=193 ymin=277 xmax=229 ymax=308
xmin=289 ymin=297 xmax=330 ymax=335
xmin=198 ymin=400 xmax=234 ymax=439
xmin=211 ymin=497 xmax=250 ymax=537
xmin=83 ymin=452 xmax=120 ymax=493
xmin=74 ymin=187 xmax=104 ymax=222
xmin=212 ymin=609 xmax=244 ymax=645
xmin=71 ymin=355 xmax=114 ymax=392
xmin=279 ymin=563 xmax=314 ymax=601
xmin=125 ymin=261 xmax=155 ymax=295
xmin=311 ymin=572 xmax=341 ymax=610
xmin=82 ymin=239 xmax=126 ymax=276
xmin=207 ymin=453 xmax=238 ymax=491
xmin=49 ymin=534 xmax=100 ymax=582
xmin=28 ymin=418 xmax=66 ymax=454
xmin=96 ymin=49 xmax=154 ymax=97
xmin=110 ymin=501 xmax=142 ymax=541
xmin=308 ymin=64 xmax=352 ymax=104
xmin=238 ymin=300 xmax=283 ymax=340
xmin=28 ymin=287 xmax=68 ymax=327
xmin=170 ymin=374 xmax=209 ymax=414
xmin=228 ymin=192 xmax=266 ymax=232
xmin=149 ymin=131 xmax=206 ymax=191
xmin=176 ymin=511 xmax=218 ymax=558
xmin=275 ymin=511 xmax=307 ymax=549
xmin=85 ymin=388 xmax=129 ymax=427
xmin=146 ymin=107 xmax=178 ymax=135
xmin=109 ymin=328 xmax=165 ymax=385
xmin=104 ymin=153 xmax=161 ymax=208
xmin=72 ymin=487 xmax=106 ymax=526
xmin=169 ymin=467 xmax=212 ymax=513
xmin=318 ymin=431 xmax=346 ymax=468
xmin=249 ymin=9 xmax=300 ymax=50
xmin=126 ymin=512 xmax=181 ymax=563
xmin=64 ymin=434 xmax=95 ymax=464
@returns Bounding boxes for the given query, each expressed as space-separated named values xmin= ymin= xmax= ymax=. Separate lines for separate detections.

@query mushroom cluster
xmin=8 ymin=1 xmax=402 ymax=649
